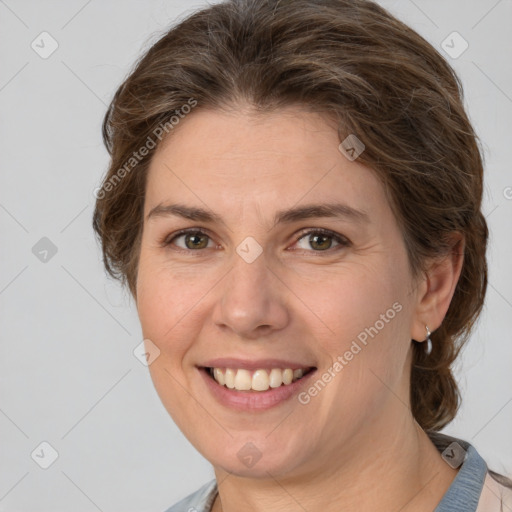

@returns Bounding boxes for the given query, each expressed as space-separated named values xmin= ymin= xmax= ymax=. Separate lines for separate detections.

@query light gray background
xmin=0 ymin=1 xmax=511 ymax=511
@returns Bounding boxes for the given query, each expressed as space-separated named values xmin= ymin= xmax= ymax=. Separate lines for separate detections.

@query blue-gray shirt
xmin=164 ymin=432 xmax=491 ymax=512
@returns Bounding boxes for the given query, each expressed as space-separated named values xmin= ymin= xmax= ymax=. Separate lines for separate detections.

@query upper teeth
xmin=211 ymin=368 xmax=306 ymax=392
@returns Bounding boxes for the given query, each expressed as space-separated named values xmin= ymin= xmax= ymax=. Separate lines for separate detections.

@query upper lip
xmin=199 ymin=358 xmax=316 ymax=371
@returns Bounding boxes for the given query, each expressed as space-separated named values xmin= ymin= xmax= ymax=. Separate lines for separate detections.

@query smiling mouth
xmin=203 ymin=366 xmax=316 ymax=392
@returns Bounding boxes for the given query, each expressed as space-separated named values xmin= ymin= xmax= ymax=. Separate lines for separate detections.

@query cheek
xmin=306 ymin=272 xmax=412 ymax=443
xmin=136 ymin=258 xmax=201 ymax=361
xmin=302 ymin=258 xmax=408 ymax=343
xmin=137 ymin=245 xmax=202 ymax=319
xmin=136 ymin=262 xmax=204 ymax=424
xmin=302 ymin=251 xmax=413 ymax=407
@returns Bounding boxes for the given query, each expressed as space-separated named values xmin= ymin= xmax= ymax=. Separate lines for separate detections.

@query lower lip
xmin=199 ymin=368 xmax=316 ymax=411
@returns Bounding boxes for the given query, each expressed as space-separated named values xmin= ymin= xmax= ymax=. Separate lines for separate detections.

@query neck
xmin=211 ymin=415 xmax=458 ymax=512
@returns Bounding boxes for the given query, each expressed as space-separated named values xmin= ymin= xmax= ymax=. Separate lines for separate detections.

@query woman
xmin=92 ymin=0 xmax=511 ymax=510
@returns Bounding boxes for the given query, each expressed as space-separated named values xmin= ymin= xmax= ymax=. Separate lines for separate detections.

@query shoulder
xmin=427 ymin=431 xmax=512 ymax=512
xmin=476 ymin=472 xmax=512 ymax=512
xmin=162 ymin=479 xmax=218 ymax=512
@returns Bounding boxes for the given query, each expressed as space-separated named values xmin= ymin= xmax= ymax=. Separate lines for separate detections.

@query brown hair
xmin=93 ymin=0 xmax=487 ymax=433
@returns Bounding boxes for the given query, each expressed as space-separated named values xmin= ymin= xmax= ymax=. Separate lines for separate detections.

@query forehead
xmin=154 ymin=105 xmax=340 ymax=169
xmin=145 ymin=106 xmax=388 ymax=224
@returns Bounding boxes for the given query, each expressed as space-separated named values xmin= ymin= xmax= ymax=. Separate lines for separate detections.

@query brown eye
xmin=308 ymin=233 xmax=333 ymax=251
xmin=183 ymin=232 xmax=210 ymax=249
xmin=293 ymin=229 xmax=349 ymax=252
xmin=165 ymin=230 xmax=213 ymax=250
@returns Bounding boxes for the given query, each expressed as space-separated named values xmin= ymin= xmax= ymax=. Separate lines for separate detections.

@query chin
xmin=202 ymin=436 xmax=308 ymax=479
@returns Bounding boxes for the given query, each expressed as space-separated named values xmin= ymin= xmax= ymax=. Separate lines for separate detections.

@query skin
xmin=135 ymin=105 xmax=464 ymax=512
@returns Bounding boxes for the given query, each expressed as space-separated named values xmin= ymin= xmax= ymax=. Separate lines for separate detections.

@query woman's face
xmin=136 ymin=105 xmax=424 ymax=478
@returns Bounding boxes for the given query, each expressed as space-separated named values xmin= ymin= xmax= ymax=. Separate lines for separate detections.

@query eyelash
xmin=160 ymin=227 xmax=350 ymax=254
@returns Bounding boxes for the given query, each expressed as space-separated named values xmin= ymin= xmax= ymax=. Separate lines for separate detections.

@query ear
xmin=411 ymin=233 xmax=465 ymax=342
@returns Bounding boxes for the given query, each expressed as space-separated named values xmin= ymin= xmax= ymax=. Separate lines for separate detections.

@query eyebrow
xmin=146 ymin=202 xmax=369 ymax=227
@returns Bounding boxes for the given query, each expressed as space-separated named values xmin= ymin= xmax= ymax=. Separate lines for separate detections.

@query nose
xmin=211 ymin=252 xmax=290 ymax=340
